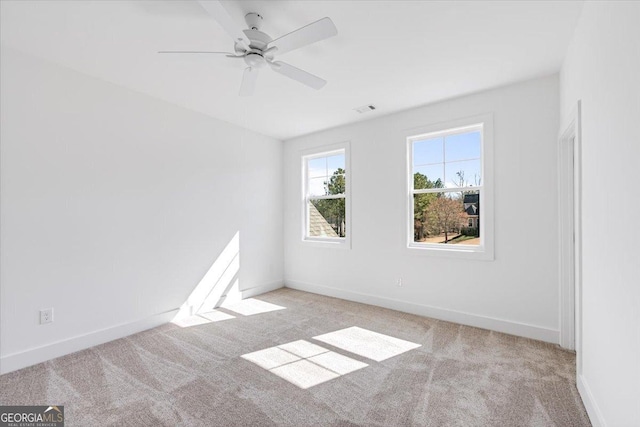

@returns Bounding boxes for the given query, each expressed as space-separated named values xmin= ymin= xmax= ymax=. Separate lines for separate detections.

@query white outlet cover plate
xmin=40 ymin=308 xmax=53 ymax=324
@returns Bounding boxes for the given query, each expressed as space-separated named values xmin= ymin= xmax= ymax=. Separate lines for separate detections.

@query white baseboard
xmin=285 ymin=280 xmax=559 ymax=344
xmin=0 ymin=282 xmax=284 ymax=375
xmin=241 ymin=281 xmax=284 ymax=299
xmin=0 ymin=308 xmax=179 ymax=375
xmin=577 ymin=374 xmax=606 ymax=427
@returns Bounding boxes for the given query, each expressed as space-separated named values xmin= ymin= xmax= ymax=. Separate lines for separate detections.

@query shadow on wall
xmin=171 ymin=231 xmax=285 ymax=328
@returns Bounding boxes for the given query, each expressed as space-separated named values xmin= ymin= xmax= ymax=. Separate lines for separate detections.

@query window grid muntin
xmin=411 ymin=126 xmax=482 ymax=192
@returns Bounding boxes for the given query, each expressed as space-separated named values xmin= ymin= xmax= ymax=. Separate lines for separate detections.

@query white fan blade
xmin=269 ymin=61 xmax=326 ymax=90
xmin=158 ymin=51 xmax=233 ymax=54
xmin=268 ymin=17 xmax=337 ymax=55
xmin=239 ymin=67 xmax=259 ymax=96
xmin=198 ymin=1 xmax=251 ymax=47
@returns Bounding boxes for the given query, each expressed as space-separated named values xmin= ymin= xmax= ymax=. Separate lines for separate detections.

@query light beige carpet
xmin=0 ymin=289 xmax=590 ymax=426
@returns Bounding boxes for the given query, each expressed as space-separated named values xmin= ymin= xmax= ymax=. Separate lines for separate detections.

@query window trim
xmin=301 ymin=142 xmax=351 ymax=249
xmin=404 ymin=114 xmax=494 ymax=260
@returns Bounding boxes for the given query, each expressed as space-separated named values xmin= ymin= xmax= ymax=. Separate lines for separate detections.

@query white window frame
xmin=405 ymin=114 xmax=494 ymax=260
xmin=301 ymin=142 xmax=351 ymax=249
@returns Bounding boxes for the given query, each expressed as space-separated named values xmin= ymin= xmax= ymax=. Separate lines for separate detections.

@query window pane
xmin=308 ymin=199 xmax=346 ymax=238
xmin=445 ymin=131 xmax=481 ymax=162
xmin=325 ymin=174 xmax=345 ymax=196
xmin=308 ymin=157 xmax=326 ymax=178
xmin=308 ymin=177 xmax=328 ymax=197
xmin=413 ymin=190 xmax=480 ymax=245
xmin=413 ymin=137 xmax=443 ymax=166
xmin=444 ymin=159 xmax=481 ymax=188
xmin=413 ymin=170 xmax=444 ymax=190
xmin=326 ymin=154 xmax=345 ymax=176
xmin=414 ymin=164 xmax=444 ymax=187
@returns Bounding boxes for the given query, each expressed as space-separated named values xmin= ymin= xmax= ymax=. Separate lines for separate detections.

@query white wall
xmin=0 ymin=48 xmax=283 ymax=373
xmin=284 ymin=75 xmax=560 ymax=342
xmin=560 ymin=2 xmax=640 ymax=426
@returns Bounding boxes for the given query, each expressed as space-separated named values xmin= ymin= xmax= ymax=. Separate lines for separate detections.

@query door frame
xmin=558 ymin=101 xmax=582 ymax=367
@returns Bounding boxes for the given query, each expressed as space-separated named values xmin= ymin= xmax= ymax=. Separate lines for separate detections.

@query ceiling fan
xmin=159 ymin=0 xmax=338 ymax=96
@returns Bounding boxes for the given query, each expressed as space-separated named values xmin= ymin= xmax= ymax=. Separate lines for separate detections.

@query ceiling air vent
xmin=354 ymin=104 xmax=376 ymax=114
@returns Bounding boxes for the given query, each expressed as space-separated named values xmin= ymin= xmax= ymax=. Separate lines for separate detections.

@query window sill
xmin=406 ymin=243 xmax=494 ymax=261
xmin=302 ymin=237 xmax=351 ymax=250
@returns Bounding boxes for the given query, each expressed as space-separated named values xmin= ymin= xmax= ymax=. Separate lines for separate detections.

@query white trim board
xmin=557 ymin=100 xmax=582 ymax=352
xmin=577 ymin=375 xmax=607 ymax=427
xmin=285 ymin=280 xmax=559 ymax=344
xmin=0 ymin=308 xmax=179 ymax=375
xmin=241 ymin=281 xmax=284 ymax=299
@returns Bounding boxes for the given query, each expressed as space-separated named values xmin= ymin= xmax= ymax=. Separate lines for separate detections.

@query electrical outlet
xmin=40 ymin=308 xmax=54 ymax=324
xmin=397 ymin=278 xmax=403 ymax=287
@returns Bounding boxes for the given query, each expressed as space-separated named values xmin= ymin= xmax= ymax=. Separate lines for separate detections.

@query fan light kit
xmin=159 ymin=1 xmax=338 ymax=96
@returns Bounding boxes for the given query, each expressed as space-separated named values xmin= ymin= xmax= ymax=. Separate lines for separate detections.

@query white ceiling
xmin=1 ymin=1 xmax=583 ymax=140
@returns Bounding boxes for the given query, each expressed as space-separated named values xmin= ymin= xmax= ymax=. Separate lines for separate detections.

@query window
xmin=407 ymin=116 xmax=493 ymax=259
xmin=302 ymin=144 xmax=350 ymax=246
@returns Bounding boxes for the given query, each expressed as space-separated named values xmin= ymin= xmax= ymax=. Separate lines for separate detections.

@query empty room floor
xmin=0 ymin=289 xmax=590 ymax=426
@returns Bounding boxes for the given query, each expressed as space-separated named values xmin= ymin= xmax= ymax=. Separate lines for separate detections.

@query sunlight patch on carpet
xmin=171 ymin=310 xmax=236 ymax=327
xmin=313 ymin=326 xmax=421 ymax=362
xmin=199 ymin=310 xmax=236 ymax=322
xmin=241 ymin=347 xmax=301 ymax=370
xmin=241 ymin=340 xmax=368 ymax=389
xmin=223 ymin=298 xmax=286 ymax=316
xmin=278 ymin=340 xmax=327 ymax=358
